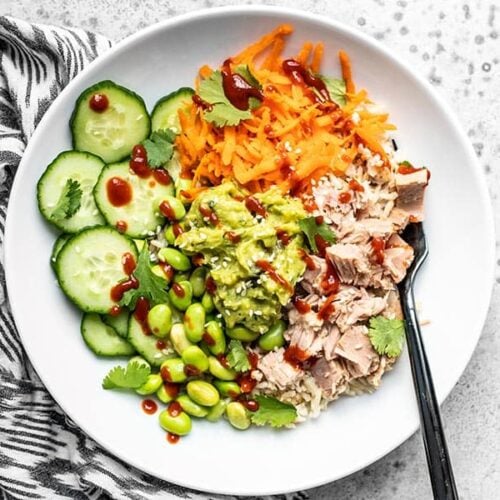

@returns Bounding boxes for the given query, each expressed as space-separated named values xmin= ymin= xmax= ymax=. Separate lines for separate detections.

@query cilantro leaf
xmin=51 ymin=178 xmax=82 ymax=221
xmin=119 ymin=245 xmax=169 ymax=309
xmin=227 ymin=340 xmax=251 ymax=372
xmin=298 ymin=217 xmax=336 ymax=253
xmin=368 ymin=316 xmax=405 ymax=358
xmin=250 ymin=396 xmax=297 ymax=428
xmin=320 ymin=76 xmax=347 ymax=106
xmin=142 ymin=129 xmax=175 ymax=167
xmin=102 ymin=360 xmax=151 ymax=390
xmin=198 ymin=70 xmax=260 ymax=127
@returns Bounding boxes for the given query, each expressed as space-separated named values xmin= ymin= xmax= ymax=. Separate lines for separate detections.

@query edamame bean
xmin=206 ymin=399 xmax=228 ymax=422
xmin=160 ymin=195 xmax=186 ymax=221
xmin=181 ymin=345 xmax=209 ymax=372
xmin=175 ymin=178 xmax=193 ymax=204
xmin=128 ymin=356 xmax=150 ymax=371
xmin=170 ymin=323 xmax=193 ymax=355
xmin=136 ymin=374 xmax=163 ymax=395
xmin=201 ymin=291 xmax=215 ymax=313
xmin=173 ymin=271 xmax=190 ymax=284
xmin=168 ymin=281 xmax=193 ymax=311
xmin=214 ymin=380 xmax=241 ymax=398
xmin=164 ymin=225 xmax=176 ymax=245
xmin=258 ymin=320 xmax=286 ymax=351
xmin=151 ymin=264 xmax=173 ymax=283
xmin=147 ymin=304 xmax=172 ymax=338
xmin=159 ymin=408 xmax=192 ymax=436
xmin=158 ymin=248 xmax=191 ymax=271
xmin=176 ymin=394 xmax=209 ymax=418
xmin=189 ymin=267 xmax=207 ymax=297
xmin=226 ymin=325 xmax=259 ymax=342
xmin=160 ymin=358 xmax=187 ymax=383
xmin=187 ymin=380 xmax=220 ymax=407
xmin=184 ymin=303 xmax=205 ymax=342
xmin=226 ymin=402 xmax=251 ymax=430
xmin=208 ymin=356 xmax=237 ymax=381
xmin=204 ymin=320 xmax=226 ymax=356
xmin=156 ymin=384 xmax=177 ymax=404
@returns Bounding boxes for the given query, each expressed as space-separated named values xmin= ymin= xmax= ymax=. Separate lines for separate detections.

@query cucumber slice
xmin=127 ymin=315 xmax=174 ymax=367
xmin=55 ymin=227 xmax=138 ymax=313
xmin=102 ymin=309 xmax=129 ymax=338
xmin=51 ymin=234 xmax=70 ymax=269
xmin=37 ymin=151 xmax=105 ymax=233
xmin=151 ymin=87 xmax=194 ymax=133
xmin=70 ymin=81 xmax=150 ymax=163
xmin=81 ymin=313 xmax=135 ymax=357
xmin=93 ymin=161 xmax=174 ymax=238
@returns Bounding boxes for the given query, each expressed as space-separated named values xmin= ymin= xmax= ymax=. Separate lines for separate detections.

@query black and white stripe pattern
xmin=0 ymin=16 xmax=301 ymax=500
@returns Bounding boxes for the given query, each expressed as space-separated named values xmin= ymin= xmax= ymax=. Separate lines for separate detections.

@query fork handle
xmin=399 ymin=283 xmax=459 ymax=500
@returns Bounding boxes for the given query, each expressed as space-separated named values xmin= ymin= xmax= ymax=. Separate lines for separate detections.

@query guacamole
xmin=176 ymin=182 xmax=307 ymax=333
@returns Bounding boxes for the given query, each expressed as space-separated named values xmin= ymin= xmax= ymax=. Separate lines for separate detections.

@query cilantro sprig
xmin=227 ymin=340 xmax=251 ymax=372
xmin=367 ymin=316 xmax=405 ymax=358
xmin=198 ymin=69 xmax=261 ymax=127
xmin=250 ymin=395 xmax=297 ymax=428
xmin=299 ymin=216 xmax=336 ymax=253
xmin=102 ymin=360 xmax=150 ymax=390
xmin=51 ymin=178 xmax=82 ymax=221
xmin=320 ymin=76 xmax=347 ymax=106
xmin=119 ymin=245 xmax=169 ymax=309
xmin=141 ymin=129 xmax=176 ymax=167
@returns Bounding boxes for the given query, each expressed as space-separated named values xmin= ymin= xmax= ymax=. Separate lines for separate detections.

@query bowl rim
xmin=4 ymin=4 xmax=496 ymax=496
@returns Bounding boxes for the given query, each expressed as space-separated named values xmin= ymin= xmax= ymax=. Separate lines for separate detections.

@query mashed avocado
xmin=176 ymin=182 xmax=307 ymax=333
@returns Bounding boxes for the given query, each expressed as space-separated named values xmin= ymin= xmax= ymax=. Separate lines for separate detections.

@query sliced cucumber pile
xmin=37 ymin=151 xmax=105 ymax=233
xmin=81 ymin=313 xmax=135 ymax=357
xmin=55 ymin=226 xmax=138 ymax=313
xmin=102 ymin=309 xmax=129 ymax=339
xmin=151 ymin=87 xmax=194 ymax=133
xmin=93 ymin=161 xmax=174 ymax=238
xmin=70 ymin=81 xmax=150 ymax=163
xmin=127 ymin=315 xmax=173 ymax=367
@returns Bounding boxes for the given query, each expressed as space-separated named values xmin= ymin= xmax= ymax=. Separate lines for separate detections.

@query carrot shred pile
xmin=176 ymin=24 xmax=395 ymax=196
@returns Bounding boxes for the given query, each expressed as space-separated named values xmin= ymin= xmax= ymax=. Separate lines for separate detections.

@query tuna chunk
xmin=341 ymin=218 xmax=394 ymax=245
xmin=288 ymin=321 xmax=325 ymax=357
xmin=326 ymin=244 xmax=370 ymax=285
xmin=301 ymin=255 xmax=327 ymax=294
xmin=385 ymin=288 xmax=403 ymax=320
xmin=383 ymin=234 xmax=414 ymax=283
xmin=387 ymin=207 xmax=410 ymax=231
xmin=258 ymin=348 xmax=302 ymax=390
xmin=334 ymin=325 xmax=379 ymax=377
xmin=311 ymin=358 xmax=350 ymax=397
xmin=323 ymin=325 xmax=341 ymax=360
xmin=395 ymin=169 xmax=428 ymax=222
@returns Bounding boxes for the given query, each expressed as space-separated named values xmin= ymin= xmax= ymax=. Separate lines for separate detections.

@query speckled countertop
xmin=2 ymin=1 xmax=499 ymax=499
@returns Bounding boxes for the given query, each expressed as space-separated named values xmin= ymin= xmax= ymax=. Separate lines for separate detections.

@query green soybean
xmin=189 ymin=267 xmax=207 ymax=297
xmin=147 ymin=304 xmax=172 ymax=338
xmin=226 ymin=325 xmax=259 ymax=342
xmin=160 ymin=358 xmax=187 ymax=383
xmin=258 ymin=320 xmax=286 ymax=351
xmin=208 ymin=356 xmax=237 ymax=381
xmin=186 ymin=380 xmax=219 ymax=407
xmin=175 ymin=177 xmax=193 ymax=204
xmin=181 ymin=345 xmax=209 ymax=372
xmin=201 ymin=292 xmax=215 ymax=313
xmin=206 ymin=399 xmax=228 ymax=422
xmin=184 ymin=303 xmax=206 ymax=342
xmin=160 ymin=195 xmax=186 ymax=221
xmin=214 ymin=380 xmax=241 ymax=398
xmin=170 ymin=323 xmax=193 ymax=355
xmin=173 ymin=271 xmax=190 ymax=284
xmin=164 ymin=225 xmax=176 ymax=245
xmin=168 ymin=280 xmax=193 ymax=311
xmin=136 ymin=374 xmax=163 ymax=395
xmin=226 ymin=402 xmax=251 ymax=430
xmin=151 ymin=264 xmax=173 ymax=283
xmin=156 ymin=384 xmax=176 ymax=404
xmin=176 ymin=394 xmax=209 ymax=418
xmin=158 ymin=248 xmax=191 ymax=271
xmin=159 ymin=408 xmax=192 ymax=436
xmin=204 ymin=320 xmax=226 ymax=356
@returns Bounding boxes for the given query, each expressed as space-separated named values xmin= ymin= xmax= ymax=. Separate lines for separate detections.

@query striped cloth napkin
xmin=0 ymin=16 xmax=303 ymax=500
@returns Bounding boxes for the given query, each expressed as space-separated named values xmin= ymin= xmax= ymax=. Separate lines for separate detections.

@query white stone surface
xmin=1 ymin=1 xmax=499 ymax=498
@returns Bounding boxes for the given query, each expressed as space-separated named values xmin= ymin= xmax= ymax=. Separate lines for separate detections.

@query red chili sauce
xmin=141 ymin=399 xmax=158 ymax=415
xmin=244 ymin=196 xmax=267 ymax=217
xmin=199 ymin=205 xmax=220 ymax=226
xmin=284 ymin=345 xmax=310 ymax=370
xmin=255 ymin=260 xmax=294 ymax=294
xmin=115 ymin=220 xmax=128 ymax=233
xmin=171 ymin=283 xmax=185 ymax=298
xmin=282 ymin=59 xmax=330 ymax=102
xmin=167 ymin=433 xmax=180 ymax=444
xmin=225 ymin=231 xmax=241 ymax=244
xmin=317 ymin=294 xmax=335 ymax=321
xmin=129 ymin=144 xmax=150 ymax=178
xmin=321 ymin=259 xmax=340 ymax=295
xmin=205 ymin=276 xmax=217 ymax=295
xmin=293 ymin=296 xmax=311 ymax=314
xmin=159 ymin=200 xmax=176 ymax=220
xmin=89 ymin=93 xmax=109 ymax=112
xmin=134 ymin=296 xmax=151 ymax=335
xmin=299 ymin=249 xmax=317 ymax=271
xmin=106 ymin=177 xmax=132 ymax=207
xmin=371 ymin=237 xmax=385 ymax=265
xmin=221 ymin=59 xmax=264 ymax=110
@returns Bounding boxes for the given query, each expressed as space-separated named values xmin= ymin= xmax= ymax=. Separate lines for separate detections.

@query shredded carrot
xmin=177 ymin=25 xmax=395 ymax=199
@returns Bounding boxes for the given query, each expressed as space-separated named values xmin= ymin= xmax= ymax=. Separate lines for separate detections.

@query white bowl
xmin=4 ymin=6 xmax=495 ymax=496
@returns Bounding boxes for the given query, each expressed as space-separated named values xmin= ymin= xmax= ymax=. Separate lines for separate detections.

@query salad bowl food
xmin=4 ymin=6 xmax=494 ymax=496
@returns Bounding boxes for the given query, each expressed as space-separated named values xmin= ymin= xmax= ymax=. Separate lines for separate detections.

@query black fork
xmin=398 ymin=223 xmax=459 ymax=500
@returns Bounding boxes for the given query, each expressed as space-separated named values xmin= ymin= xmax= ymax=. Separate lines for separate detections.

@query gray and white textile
xmin=0 ymin=16 xmax=305 ymax=500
